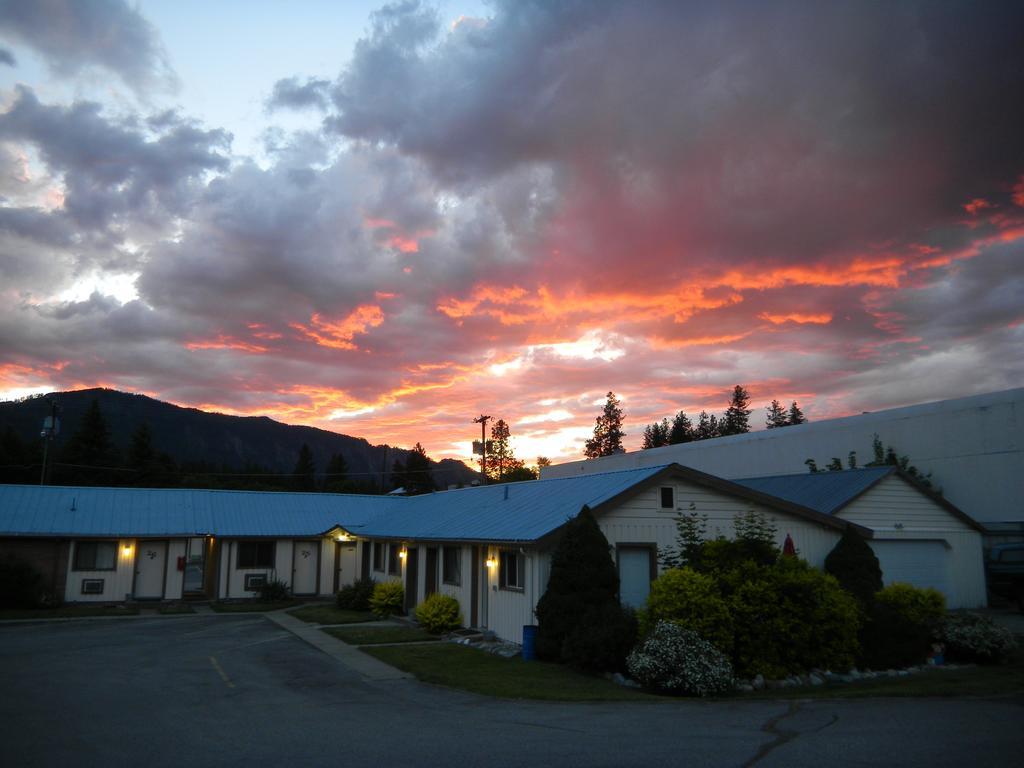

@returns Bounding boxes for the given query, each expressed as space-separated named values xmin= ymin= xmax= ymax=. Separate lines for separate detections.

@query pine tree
xmin=695 ymin=410 xmax=715 ymax=440
xmin=403 ymin=442 xmax=435 ymax=494
xmin=824 ymin=527 xmax=883 ymax=608
xmin=128 ymin=423 xmax=155 ymax=470
xmin=293 ymin=443 xmax=316 ymax=491
xmin=707 ymin=413 xmax=720 ymax=438
xmin=765 ymin=399 xmax=789 ymax=429
xmin=61 ymin=398 xmax=120 ymax=485
xmin=583 ymin=392 xmax=625 ymax=458
xmin=323 ymin=453 xmax=351 ymax=492
xmin=668 ymin=411 xmax=693 ymax=444
xmin=488 ymin=419 xmax=525 ymax=481
xmin=787 ymin=401 xmax=807 ymax=425
xmin=720 ymin=385 xmax=752 ymax=436
xmin=641 ymin=419 xmax=669 ymax=450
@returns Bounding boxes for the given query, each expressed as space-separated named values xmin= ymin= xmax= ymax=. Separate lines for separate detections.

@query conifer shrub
xmin=535 ymin=507 xmax=634 ymax=671
xmin=641 ymin=567 xmax=733 ymax=653
xmin=936 ymin=612 xmax=1016 ymax=664
xmin=627 ymin=621 xmax=734 ymax=696
xmin=824 ymin=527 xmax=883 ymax=607
xmin=415 ymin=592 xmax=462 ymax=633
xmin=369 ymin=580 xmax=405 ymax=617
xmin=336 ymin=577 xmax=376 ymax=611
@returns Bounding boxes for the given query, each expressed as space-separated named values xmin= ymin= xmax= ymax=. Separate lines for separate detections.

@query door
xmin=292 ymin=540 xmax=320 ymax=595
xmin=425 ymin=547 xmax=438 ymax=597
xmin=336 ymin=542 xmax=357 ymax=591
xmin=183 ymin=537 xmax=205 ymax=594
xmin=870 ymin=540 xmax=952 ymax=599
xmin=404 ymin=547 xmax=419 ymax=612
xmin=618 ymin=546 xmax=654 ymax=609
xmin=134 ymin=541 xmax=167 ymax=599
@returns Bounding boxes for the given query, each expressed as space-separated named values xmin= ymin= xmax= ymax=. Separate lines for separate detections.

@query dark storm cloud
xmin=0 ymin=46 xmax=14 ymax=66
xmin=0 ymin=0 xmax=175 ymax=92
xmin=266 ymin=77 xmax=332 ymax=112
xmin=0 ymin=87 xmax=231 ymax=230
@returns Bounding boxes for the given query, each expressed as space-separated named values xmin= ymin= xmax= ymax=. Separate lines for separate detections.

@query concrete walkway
xmin=263 ymin=610 xmax=414 ymax=681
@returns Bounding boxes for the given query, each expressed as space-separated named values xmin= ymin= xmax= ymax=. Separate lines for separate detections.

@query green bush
xmin=729 ymin=558 xmax=859 ymax=678
xmin=259 ymin=578 xmax=291 ymax=602
xmin=0 ymin=556 xmax=46 ymax=609
xmin=641 ymin=568 xmax=733 ymax=654
xmin=415 ymin=592 xmax=462 ymax=633
xmin=369 ymin=580 xmax=404 ymax=617
xmin=337 ymin=578 xmax=376 ymax=611
xmin=536 ymin=508 xmax=632 ymax=671
xmin=627 ymin=621 xmax=734 ymax=696
xmin=824 ymin=528 xmax=883 ymax=607
xmin=859 ymin=583 xmax=946 ymax=669
xmin=937 ymin=612 xmax=1017 ymax=664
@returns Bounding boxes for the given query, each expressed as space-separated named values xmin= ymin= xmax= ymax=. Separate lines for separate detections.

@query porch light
xmin=122 ymin=543 xmax=132 ymax=555
xmin=485 ymin=554 xmax=497 ymax=568
xmin=398 ymin=548 xmax=408 ymax=559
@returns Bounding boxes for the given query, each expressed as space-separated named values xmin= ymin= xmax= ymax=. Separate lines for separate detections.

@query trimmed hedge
xmin=859 ymin=583 xmax=946 ymax=669
xmin=369 ymin=580 xmax=404 ymax=617
xmin=641 ymin=568 xmax=733 ymax=654
xmin=415 ymin=592 xmax=462 ymax=633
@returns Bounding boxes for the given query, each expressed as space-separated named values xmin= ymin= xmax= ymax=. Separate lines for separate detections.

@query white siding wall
xmin=434 ymin=544 xmax=474 ymax=623
xmin=220 ymin=540 xmax=294 ymax=598
xmin=65 ymin=538 xmax=136 ymax=602
xmin=836 ymin=475 xmax=986 ymax=608
xmin=598 ymin=478 xmax=842 ymax=570
xmin=480 ymin=545 xmax=538 ymax=645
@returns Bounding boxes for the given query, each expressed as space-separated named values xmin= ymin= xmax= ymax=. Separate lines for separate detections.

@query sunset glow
xmin=0 ymin=1 xmax=1021 ymax=467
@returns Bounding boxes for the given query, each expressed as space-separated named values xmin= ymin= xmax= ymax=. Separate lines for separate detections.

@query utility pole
xmin=39 ymin=398 xmax=60 ymax=485
xmin=472 ymin=414 xmax=491 ymax=484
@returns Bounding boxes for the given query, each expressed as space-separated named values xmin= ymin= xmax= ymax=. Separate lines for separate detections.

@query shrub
xmin=337 ymin=578 xmax=376 ymax=611
xmin=937 ymin=612 xmax=1017 ymax=664
xmin=824 ymin=528 xmax=883 ymax=607
xmin=859 ymin=583 xmax=946 ymax=669
xmin=259 ymin=578 xmax=291 ymax=602
xmin=0 ymin=556 xmax=46 ymax=609
xmin=536 ymin=508 xmax=630 ymax=671
xmin=627 ymin=621 xmax=734 ymax=697
xmin=729 ymin=558 xmax=860 ymax=678
xmin=369 ymin=580 xmax=404 ymax=617
xmin=641 ymin=568 xmax=733 ymax=653
xmin=415 ymin=592 xmax=462 ymax=633
xmin=562 ymin=603 xmax=638 ymax=672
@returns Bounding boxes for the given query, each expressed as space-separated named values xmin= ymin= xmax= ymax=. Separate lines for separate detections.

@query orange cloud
xmin=290 ymin=305 xmax=385 ymax=350
xmin=1013 ymin=176 xmax=1024 ymax=208
xmin=760 ymin=312 xmax=832 ymax=325
xmin=185 ymin=335 xmax=269 ymax=353
xmin=964 ymin=198 xmax=994 ymax=215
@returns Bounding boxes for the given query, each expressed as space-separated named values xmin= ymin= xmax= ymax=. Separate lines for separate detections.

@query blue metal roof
xmin=0 ymin=465 xmax=669 ymax=541
xmin=732 ymin=467 xmax=894 ymax=515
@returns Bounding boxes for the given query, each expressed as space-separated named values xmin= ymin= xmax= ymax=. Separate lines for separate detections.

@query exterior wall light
xmin=398 ymin=548 xmax=408 ymax=559
xmin=485 ymin=554 xmax=497 ymax=568
xmin=122 ymin=543 xmax=132 ymax=555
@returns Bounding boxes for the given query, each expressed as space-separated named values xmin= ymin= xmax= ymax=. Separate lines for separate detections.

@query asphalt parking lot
xmin=1 ymin=615 xmax=1021 ymax=767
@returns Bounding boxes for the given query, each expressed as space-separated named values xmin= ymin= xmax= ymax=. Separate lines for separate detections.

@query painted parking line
xmin=209 ymin=656 xmax=235 ymax=689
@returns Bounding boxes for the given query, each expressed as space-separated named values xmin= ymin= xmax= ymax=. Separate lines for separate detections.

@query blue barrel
xmin=522 ymin=624 xmax=538 ymax=661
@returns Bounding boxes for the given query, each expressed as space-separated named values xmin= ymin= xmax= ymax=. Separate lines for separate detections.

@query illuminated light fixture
xmin=485 ymin=554 xmax=497 ymax=568
xmin=335 ymin=532 xmax=352 ymax=542
xmin=398 ymin=548 xmax=408 ymax=559
xmin=122 ymin=543 xmax=132 ymax=555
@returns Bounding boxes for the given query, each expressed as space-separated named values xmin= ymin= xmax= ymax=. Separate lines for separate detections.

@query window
xmin=72 ymin=541 xmax=117 ymax=571
xmin=372 ymin=542 xmax=384 ymax=572
xmin=499 ymin=550 xmax=524 ymax=591
xmin=442 ymin=547 xmax=461 ymax=585
xmin=237 ymin=541 xmax=275 ymax=569
xmin=660 ymin=486 xmax=675 ymax=509
xmin=387 ymin=543 xmax=401 ymax=576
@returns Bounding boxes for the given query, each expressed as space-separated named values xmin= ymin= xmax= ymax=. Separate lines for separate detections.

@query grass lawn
xmin=288 ymin=604 xmax=375 ymax=625
xmin=323 ymin=625 xmax=437 ymax=645
xmin=0 ymin=604 xmax=140 ymax=620
xmin=363 ymin=643 xmax=659 ymax=701
xmin=210 ymin=600 xmax=300 ymax=613
xmin=157 ymin=604 xmax=196 ymax=615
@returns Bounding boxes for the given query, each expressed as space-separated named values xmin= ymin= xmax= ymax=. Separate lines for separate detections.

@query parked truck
xmin=986 ymin=543 xmax=1024 ymax=612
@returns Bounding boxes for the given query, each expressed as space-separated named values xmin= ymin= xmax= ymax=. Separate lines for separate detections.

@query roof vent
xmin=504 ymin=486 xmax=509 ymax=501
xmin=70 ymin=497 xmax=76 ymax=512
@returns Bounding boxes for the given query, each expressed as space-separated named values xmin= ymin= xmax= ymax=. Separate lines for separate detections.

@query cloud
xmin=0 ymin=0 xmax=176 ymax=93
xmin=0 ymin=46 xmax=14 ymax=66
xmin=266 ymin=76 xmax=331 ymax=112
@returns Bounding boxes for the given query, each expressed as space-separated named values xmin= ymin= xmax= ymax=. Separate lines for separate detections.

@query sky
xmin=0 ymin=0 xmax=1022 ymax=467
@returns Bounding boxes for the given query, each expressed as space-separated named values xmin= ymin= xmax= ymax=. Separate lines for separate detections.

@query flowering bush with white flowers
xmin=937 ymin=612 xmax=1017 ymax=663
xmin=627 ymin=621 xmax=734 ymax=696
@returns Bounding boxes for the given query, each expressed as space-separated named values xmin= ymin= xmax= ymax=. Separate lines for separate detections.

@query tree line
xmin=0 ymin=398 xmax=423 ymax=494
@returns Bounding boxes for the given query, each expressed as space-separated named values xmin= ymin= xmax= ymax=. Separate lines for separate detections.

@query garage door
xmin=618 ymin=547 xmax=654 ymax=609
xmin=869 ymin=540 xmax=951 ymax=599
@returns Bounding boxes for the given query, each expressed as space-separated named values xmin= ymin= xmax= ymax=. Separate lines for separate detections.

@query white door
xmin=134 ymin=541 xmax=167 ymax=599
xmin=292 ymin=540 xmax=319 ymax=595
xmin=337 ymin=542 xmax=357 ymax=589
xmin=618 ymin=547 xmax=653 ymax=609
xmin=870 ymin=540 xmax=952 ymax=599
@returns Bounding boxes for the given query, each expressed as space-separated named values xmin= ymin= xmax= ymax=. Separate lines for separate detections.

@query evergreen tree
xmin=128 ymin=423 xmax=156 ymax=470
xmin=641 ymin=419 xmax=669 ymax=450
xmin=323 ymin=452 xmax=351 ymax=493
xmin=720 ymin=385 xmax=752 ymax=436
xmin=293 ymin=443 xmax=316 ymax=491
xmin=765 ymin=399 xmax=789 ymax=429
xmin=487 ymin=419 xmax=525 ymax=481
xmin=787 ymin=401 xmax=807 ymax=425
xmin=535 ymin=508 xmax=636 ymax=671
xmin=583 ymin=392 xmax=625 ymax=458
xmin=695 ymin=410 xmax=715 ymax=440
xmin=60 ymin=398 xmax=120 ymax=485
xmin=824 ymin=527 xmax=883 ymax=608
xmin=536 ymin=456 xmax=551 ymax=470
xmin=668 ymin=410 xmax=693 ymax=444
xmin=403 ymin=442 xmax=435 ymax=494
xmin=707 ymin=413 xmax=720 ymax=438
